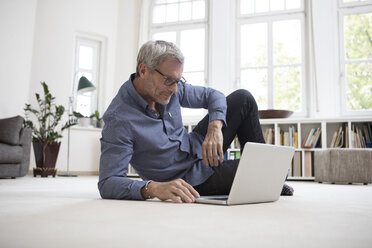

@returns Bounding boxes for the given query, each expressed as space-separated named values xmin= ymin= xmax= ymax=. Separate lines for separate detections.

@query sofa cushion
xmin=0 ymin=163 xmax=21 ymax=178
xmin=0 ymin=143 xmax=23 ymax=163
xmin=0 ymin=116 xmax=24 ymax=145
xmin=314 ymin=149 xmax=372 ymax=184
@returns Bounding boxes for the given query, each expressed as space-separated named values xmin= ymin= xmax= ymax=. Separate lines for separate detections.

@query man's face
xmin=144 ymin=57 xmax=183 ymax=105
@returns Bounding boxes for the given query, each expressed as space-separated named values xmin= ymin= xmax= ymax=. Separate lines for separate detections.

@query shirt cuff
xmin=209 ymin=112 xmax=227 ymax=127
xmin=132 ymin=180 xmax=148 ymax=200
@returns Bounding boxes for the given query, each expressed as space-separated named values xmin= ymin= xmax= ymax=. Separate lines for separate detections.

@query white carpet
xmin=1 ymin=176 xmax=372 ymax=248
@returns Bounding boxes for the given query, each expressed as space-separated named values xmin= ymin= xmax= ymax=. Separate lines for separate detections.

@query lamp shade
xmin=78 ymin=76 xmax=96 ymax=93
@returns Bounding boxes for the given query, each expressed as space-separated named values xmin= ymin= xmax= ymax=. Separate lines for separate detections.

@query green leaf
xmin=24 ymin=81 xmax=70 ymax=142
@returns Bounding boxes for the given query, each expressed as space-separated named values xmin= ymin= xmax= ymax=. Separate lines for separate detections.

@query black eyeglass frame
xmin=154 ymin=69 xmax=186 ymax=86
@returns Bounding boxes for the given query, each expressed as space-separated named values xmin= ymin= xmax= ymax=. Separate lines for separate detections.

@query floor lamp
xmin=59 ymin=76 xmax=96 ymax=177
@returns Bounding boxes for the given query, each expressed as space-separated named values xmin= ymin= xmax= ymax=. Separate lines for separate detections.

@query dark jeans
xmin=193 ymin=89 xmax=265 ymax=196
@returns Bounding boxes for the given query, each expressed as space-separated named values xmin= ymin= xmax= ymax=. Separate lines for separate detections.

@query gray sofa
xmin=314 ymin=149 xmax=372 ymax=185
xmin=0 ymin=116 xmax=32 ymax=179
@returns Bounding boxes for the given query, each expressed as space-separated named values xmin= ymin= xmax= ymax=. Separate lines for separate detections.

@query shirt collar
xmin=127 ymin=73 xmax=149 ymax=112
xmin=126 ymin=73 xmax=165 ymax=119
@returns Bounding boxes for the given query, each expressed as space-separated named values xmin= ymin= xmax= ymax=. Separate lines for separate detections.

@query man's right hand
xmin=141 ymin=179 xmax=200 ymax=203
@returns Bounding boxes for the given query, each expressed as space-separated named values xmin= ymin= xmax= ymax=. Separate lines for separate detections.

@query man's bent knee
xmin=227 ymin=89 xmax=258 ymax=108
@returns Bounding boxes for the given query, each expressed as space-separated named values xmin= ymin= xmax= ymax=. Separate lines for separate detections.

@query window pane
xmin=179 ymin=2 xmax=192 ymax=21
xmin=271 ymin=0 xmax=285 ymax=11
xmin=79 ymin=46 xmax=93 ymax=70
xmin=274 ymin=66 xmax=301 ymax=111
xmin=285 ymin=0 xmax=301 ymax=9
xmin=256 ymin=0 xmax=269 ymax=13
xmin=240 ymin=0 xmax=255 ymax=15
xmin=183 ymin=71 xmax=204 ymax=86
xmin=346 ymin=62 xmax=372 ymax=110
xmin=153 ymin=5 xmax=166 ymax=24
xmin=181 ymin=107 xmax=205 ymax=118
xmin=344 ymin=12 xmax=372 ymax=60
xmin=180 ymin=29 xmax=205 ymax=71
xmin=192 ymin=0 xmax=205 ymax=19
xmin=241 ymin=23 xmax=267 ymax=67
xmin=152 ymin=31 xmax=177 ymax=44
xmin=153 ymin=0 xmax=205 ymax=24
xmin=273 ymin=19 xmax=301 ymax=65
xmin=241 ymin=68 xmax=268 ymax=109
xmin=76 ymin=71 xmax=95 ymax=116
xmin=181 ymin=72 xmax=205 ymax=117
xmin=166 ymin=3 xmax=178 ymax=22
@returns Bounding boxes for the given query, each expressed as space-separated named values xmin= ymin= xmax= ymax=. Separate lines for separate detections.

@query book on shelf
xmin=229 ymin=152 xmax=235 ymax=160
xmin=301 ymin=128 xmax=313 ymax=148
xmin=263 ymin=128 xmax=275 ymax=145
xmin=331 ymin=126 xmax=344 ymax=148
xmin=228 ymin=150 xmax=241 ymax=160
xmin=362 ymin=124 xmax=371 ymax=143
xmin=350 ymin=124 xmax=370 ymax=148
xmin=292 ymin=151 xmax=301 ymax=177
xmin=233 ymin=136 xmax=240 ymax=149
xmin=294 ymin=131 xmax=298 ymax=148
xmin=302 ymin=128 xmax=321 ymax=148
xmin=284 ymin=132 xmax=290 ymax=146
xmin=277 ymin=125 xmax=297 ymax=148
xmin=330 ymin=131 xmax=338 ymax=148
xmin=344 ymin=123 xmax=349 ymax=148
xmin=304 ymin=151 xmax=313 ymax=177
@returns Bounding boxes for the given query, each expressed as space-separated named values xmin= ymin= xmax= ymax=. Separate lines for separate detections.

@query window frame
xmin=150 ymin=0 xmax=209 ymax=26
xmin=338 ymin=3 xmax=372 ymax=116
xmin=72 ymin=33 xmax=105 ymax=118
xmin=146 ymin=0 xmax=210 ymax=121
xmin=339 ymin=0 xmax=372 ymax=8
xmin=237 ymin=0 xmax=305 ymax=18
xmin=236 ymin=7 xmax=307 ymax=116
xmin=149 ymin=22 xmax=209 ymax=84
xmin=148 ymin=0 xmax=209 ymax=86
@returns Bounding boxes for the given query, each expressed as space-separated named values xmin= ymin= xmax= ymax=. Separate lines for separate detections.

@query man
xmin=98 ymin=40 xmax=293 ymax=203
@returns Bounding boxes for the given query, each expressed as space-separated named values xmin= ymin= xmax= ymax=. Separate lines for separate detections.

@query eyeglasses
xmin=154 ymin=69 xmax=186 ymax=87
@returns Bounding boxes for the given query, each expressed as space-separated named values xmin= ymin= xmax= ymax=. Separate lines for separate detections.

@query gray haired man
xmin=98 ymin=40 xmax=293 ymax=203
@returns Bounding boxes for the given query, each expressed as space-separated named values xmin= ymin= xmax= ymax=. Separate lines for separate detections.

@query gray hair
xmin=135 ymin=40 xmax=184 ymax=77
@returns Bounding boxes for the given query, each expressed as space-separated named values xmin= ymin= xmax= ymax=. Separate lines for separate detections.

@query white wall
xmin=28 ymin=0 xmax=120 ymax=171
xmin=114 ymin=0 xmax=141 ymax=94
xmin=0 ymin=0 xmax=37 ymax=118
xmin=29 ymin=0 xmax=119 ymax=114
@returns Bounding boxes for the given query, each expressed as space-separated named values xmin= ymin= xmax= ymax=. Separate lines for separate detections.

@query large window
xmin=237 ymin=0 xmax=306 ymax=114
xmin=339 ymin=0 xmax=372 ymax=114
xmin=149 ymin=0 xmax=208 ymax=118
xmin=73 ymin=37 xmax=102 ymax=117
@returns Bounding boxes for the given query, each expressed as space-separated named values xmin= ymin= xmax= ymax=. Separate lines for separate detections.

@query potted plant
xmin=24 ymin=82 xmax=76 ymax=177
xmin=73 ymin=111 xmax=91 ymax=127
xmin=89 ymin=110 xmax=103 ymax=128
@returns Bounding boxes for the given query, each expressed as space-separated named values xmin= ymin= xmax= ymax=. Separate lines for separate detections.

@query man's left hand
xmin=202 ymin=120 xmax=224 ymax=167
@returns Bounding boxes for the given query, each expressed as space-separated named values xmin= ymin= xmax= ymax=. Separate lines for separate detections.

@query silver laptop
xmin=195 ymin=142 xmax=295 ymax=205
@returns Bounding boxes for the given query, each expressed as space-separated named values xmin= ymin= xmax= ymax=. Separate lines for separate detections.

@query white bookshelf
xmin=260 ymin=117 xmax=372 ymax=180
xmin=128 ymin=117 xmax=372 ymax=179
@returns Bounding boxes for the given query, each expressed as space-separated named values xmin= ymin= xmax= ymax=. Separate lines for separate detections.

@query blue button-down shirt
xmin=98 ymin=74 xmax=227 ymax=200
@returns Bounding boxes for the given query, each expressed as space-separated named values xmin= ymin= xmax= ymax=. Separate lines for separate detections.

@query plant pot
xmin=78 ymin=117 xmax=91 ymax=127
xmin=96 ymin=120 xmax=103 ymax=128
xmin=32 ymin=141 xmax=60 ymax=177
